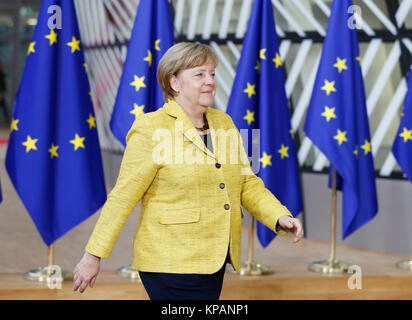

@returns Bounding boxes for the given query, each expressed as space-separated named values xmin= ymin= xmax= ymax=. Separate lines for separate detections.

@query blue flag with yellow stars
xmin=392 ymin=58 xmax=412 ymax=183
xmin=227 ymin=0 xmax=303 ymax=247
xmin=304 ymin=0 xmax=378 ymax=239
xmin=110 ymin=0 xmax=174 ymax=146
xmin=5 ymin=0 xmax=107 ymax=246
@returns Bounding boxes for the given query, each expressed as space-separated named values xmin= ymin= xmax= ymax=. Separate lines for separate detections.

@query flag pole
xmin=309 ymin=166 xmax=349 ymax=274
xmin=236 ymin=215 xmax=274 ymax=276
xmin=24 ymin=244 xmax=73 ymax=283
xmin=48 ymin=244 xmax=54 ymax=268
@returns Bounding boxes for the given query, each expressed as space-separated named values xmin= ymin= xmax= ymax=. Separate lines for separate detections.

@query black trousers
xmin=139 ymin=252 xmax=230 ymax=300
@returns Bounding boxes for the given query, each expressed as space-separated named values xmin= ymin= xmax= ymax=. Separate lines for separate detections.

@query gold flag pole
xmin=309 ymin=167 xmax=349 ymax=274
xmin=48 ymin=245 xmax=54 ymax=269
xmin=24 ymin=244 xmax=73 ymax=283
xmin=236 ymin=215 xmax=274 ymax=276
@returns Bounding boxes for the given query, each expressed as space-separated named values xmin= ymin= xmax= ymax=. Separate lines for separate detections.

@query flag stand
xmin=24 ymin=244 xmax=73 ymax=283
xmin=227 ymin=215 xmax=274 ymax=276
xmin=309 ymin=167 xmax=349 ymax=274
xmin=117 ymin=265 xmax=141 ymax=281
xmin=396 ymin=260 xmax=412 ymax=270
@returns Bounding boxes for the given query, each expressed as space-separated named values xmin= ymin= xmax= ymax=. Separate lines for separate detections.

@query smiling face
xmin=170 ymin=60 xmax=217 ymax=110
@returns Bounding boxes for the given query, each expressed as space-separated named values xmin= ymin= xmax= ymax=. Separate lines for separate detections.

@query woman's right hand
xmin=72 ymin=251 xmax=101 ymax=293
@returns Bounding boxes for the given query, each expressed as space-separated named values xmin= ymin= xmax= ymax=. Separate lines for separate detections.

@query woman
xmin=72 ymin=42 xmax=303 ymax=300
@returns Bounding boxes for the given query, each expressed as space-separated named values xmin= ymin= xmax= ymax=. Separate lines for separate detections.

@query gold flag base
xmin=24 ymin=245 xmax=73 ymax=283
xmin=24 ymin=266 xmax=73 ymax=283
xmin=396 ymin=259 xmax=412 ymax=271
xmin=238 ymin=260 xmax=274 ymax=276
xmin=225 ymin=263 xmax=237 ymax=274
xmin=226 ymin=260 xmax=274 ymax=276
xmin=117 ymin=264 xmax=141 ymax=281
xmin=309 ymin=259 xmax=349 ymax=274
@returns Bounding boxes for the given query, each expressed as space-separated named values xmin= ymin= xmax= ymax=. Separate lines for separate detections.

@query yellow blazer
xmin=86 ymin=99 xmax=293 ymax=274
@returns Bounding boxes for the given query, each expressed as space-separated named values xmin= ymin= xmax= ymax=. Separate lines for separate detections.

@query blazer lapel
xmin=164 ymin=99 xmax=217 ymax=161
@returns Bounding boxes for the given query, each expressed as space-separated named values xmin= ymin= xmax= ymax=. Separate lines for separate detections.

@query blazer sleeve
xmin=228 ymin=117 xmax=293 ymax=235
xmin=86 ymin=114 xmax=158 ymax=258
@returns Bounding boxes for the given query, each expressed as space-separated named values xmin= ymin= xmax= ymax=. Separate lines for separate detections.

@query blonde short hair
xmin=157 ymin=42 xmax=219 ymax=102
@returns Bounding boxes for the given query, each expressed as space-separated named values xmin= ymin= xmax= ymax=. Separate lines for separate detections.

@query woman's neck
xmin=175 ymin=98 xmax=206 ymax=128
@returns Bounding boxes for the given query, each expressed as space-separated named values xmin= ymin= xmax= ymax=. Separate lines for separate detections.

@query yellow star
xmin=130 ymin=103 xmax=145 ymax=118
xmin=130 ymin=75 xmax=146 ymax=92
xmin=86 ymin=113 xmax=96 ymax=129
xmin=83 ymin=63 xmax=88 ymax=73
xmin=356 ymin=56 xmax=362 ymax=64
xmin=399 ymin=127 xmax=412 ymax=142
xmin=290 ymin=129 xmax=294 ymax=139
xmin=48 ymin=143 xmax=59 ymax=159
xmin=278 ymin=144 xmax=289 ymax=159
xmin=254 ymin=60 xmax=260 ymax=73
xmin=22 ymin=135 xmax=38 ymax=152
xmin=10 ymin=118 xmax=19 ymax=132
xmin=70 ymin=133 xmax=85 ymax=151
xmin=272 ymin=53 xmax=282 ymax=68
xmin=333 ymin=57 xmax=348 ymax=73
xmin=243 ymin=82 xmax=256 ymax=99
xmin=144 ymin=50 xmax=152 ymax=67
xmin=243 ymin=109 xmax=255 ymax=125
xmin=333 ymin=129 xmax=348 ymax=145
xmin=321 ymin=106 xmax=337 ymax=122
xmin=260 ymin=152 xmax=272 ymax=168
xmin=67 ymin=36 xmax=80 ymax=53
xmin=259 ymin=48 xmax=266 ymax=60
xmin=361 ymin=139 xmax=371 ymax=155
xmin=27 ymin=41 xmax=36 ymax=55
xmin=154 ymin=39 xmax=161 ymax=51
xmin=45 ymin=29 xmax=58 ymax=46
xmin=321 ymin=79 xmax=336 ymax=96
xmin=88 ymin=91 xmax=93 ymax=101
xmin=353 ymin=145 xmax=359 ymax=158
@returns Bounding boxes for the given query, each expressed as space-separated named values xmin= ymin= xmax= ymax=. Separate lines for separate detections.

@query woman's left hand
xmin=277 ymin=216 xmax=304 ymax=244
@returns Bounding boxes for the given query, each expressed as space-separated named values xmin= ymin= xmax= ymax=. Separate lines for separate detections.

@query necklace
xmin=195 ymin=114 xmax=209 ymax=131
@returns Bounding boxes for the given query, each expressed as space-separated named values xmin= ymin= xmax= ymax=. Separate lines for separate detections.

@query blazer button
xmin=224 ymin=204 xmax=230 ymax=210
xmin=215 ymin=162 xmax=221 ymax=168
xmin=219 ymin=183 xmax=225 ymax=189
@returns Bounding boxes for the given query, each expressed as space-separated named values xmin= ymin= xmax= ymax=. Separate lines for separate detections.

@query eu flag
xmin=392 ymin=58 xmax=412 ymax=183
xmin=5 ymin=0 xmax=107 ymax=246
xmin=226 ymin=0 xmax=303 ymax=247
xmin=110 ymin=0 xmax=174 ymax=146
xmin=304 ymin=0 xmax=378 ymax=239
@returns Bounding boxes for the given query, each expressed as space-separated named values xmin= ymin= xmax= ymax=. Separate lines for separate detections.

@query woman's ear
xmin=170 ymin=75 xmax=180 ymax=94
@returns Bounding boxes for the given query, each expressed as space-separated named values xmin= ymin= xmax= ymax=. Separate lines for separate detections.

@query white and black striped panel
xmin=74 ymin=0 xmax=412 ymax=179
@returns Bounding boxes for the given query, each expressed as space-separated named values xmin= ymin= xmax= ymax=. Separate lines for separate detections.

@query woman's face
xmin=171 ymin=60 xmax=217 ymax=109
